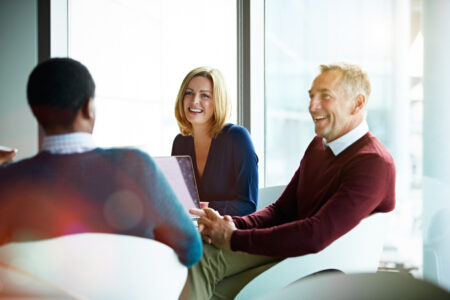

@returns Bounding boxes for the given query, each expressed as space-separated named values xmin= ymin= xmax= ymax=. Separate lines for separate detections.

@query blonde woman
xmin=172 ymin=67 xmax=258 ymax=216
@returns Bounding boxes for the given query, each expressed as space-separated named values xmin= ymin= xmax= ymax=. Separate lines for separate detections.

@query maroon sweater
xmin=231 ymin=133 xmax=395 ymax=257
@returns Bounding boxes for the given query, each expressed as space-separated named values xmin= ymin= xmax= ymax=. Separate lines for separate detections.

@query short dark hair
xmin=27 ymin=58 xmax=95 ymax=130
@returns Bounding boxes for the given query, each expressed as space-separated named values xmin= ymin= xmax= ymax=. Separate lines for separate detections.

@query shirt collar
xmin=41 ymin=132 xmax=97 ymax=154
xmin=323 ymin=121 xmax=369 ymax=156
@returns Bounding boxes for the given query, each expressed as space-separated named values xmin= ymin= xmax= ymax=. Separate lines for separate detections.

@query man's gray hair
xmin=320 ymin=63 xmax=371 ymax=100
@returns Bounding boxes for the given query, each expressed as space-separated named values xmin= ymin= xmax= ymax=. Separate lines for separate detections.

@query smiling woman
xmin=172 ymin=67 xmax=258 ymax=217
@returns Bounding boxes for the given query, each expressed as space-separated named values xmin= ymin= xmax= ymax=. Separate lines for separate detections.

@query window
xmin=68 ymin=0 xmax=237 ymax=155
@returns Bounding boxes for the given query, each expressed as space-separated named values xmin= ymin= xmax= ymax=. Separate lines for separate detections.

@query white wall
xmin=0 ymin=0 xmax=38 ymax=160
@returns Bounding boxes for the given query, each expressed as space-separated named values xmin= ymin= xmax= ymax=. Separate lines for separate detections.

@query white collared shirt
xmin=323 ymin=121 xmax=369 ymax=156
xmin=41 ymin=132 xmax=97 ymax=154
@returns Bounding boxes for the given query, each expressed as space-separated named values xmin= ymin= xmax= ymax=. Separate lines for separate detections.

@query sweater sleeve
xmin=210 ymin=126 xmax=258 ymax=216
xmin=134 ymin=151 xmax=203 ymax=267
xmin=230 ymin=153 xmax=395 ymax=257
xmin=232 ymin=167 xmax=300 ymax=229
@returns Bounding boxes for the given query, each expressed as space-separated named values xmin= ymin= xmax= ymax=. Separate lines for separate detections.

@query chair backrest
xmin=0 ymin=233 xmax=187 ymax=300
xmin=0 ymin=262 xmax=75 ymax=298
xmin=236 ymin=212 xmax=390 ymax=299
xmin=257 ymin=185 xmax=285 ymax=210
xmin=423 ymin=208 xmax=450 ymax=292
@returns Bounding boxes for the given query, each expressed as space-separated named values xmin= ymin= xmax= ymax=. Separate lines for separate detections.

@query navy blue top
xmin=0 ymin=148 xmax=202 ymax=268
xmin=172 ymin=124 xmax=258 ymax=216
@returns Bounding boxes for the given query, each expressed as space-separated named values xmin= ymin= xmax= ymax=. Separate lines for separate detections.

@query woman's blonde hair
xmin=175 ymin=66 xmax=231 ymax=138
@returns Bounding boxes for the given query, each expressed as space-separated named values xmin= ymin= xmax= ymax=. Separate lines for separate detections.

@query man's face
xmin=308 ymin=71 xmax=357 ymax=143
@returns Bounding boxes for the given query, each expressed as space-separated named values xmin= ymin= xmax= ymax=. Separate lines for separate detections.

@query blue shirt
xmin=172 ymin=124 xmax=258 ymax=216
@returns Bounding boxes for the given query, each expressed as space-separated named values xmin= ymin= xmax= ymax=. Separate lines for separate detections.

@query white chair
xmin=0 ymin=233 xmax=187 ymax=299
xmin=261 ymin=272 xmax=450 ymax=300
xmin=256 ymin=185 xmax=286 ymax=210
xmin=0 ymin=262 xmax=74 ymax=299
xmin=234 ymin=185 xmax=390 ymax=300
xmin=423 ymin=208 xmax=450 ymax=292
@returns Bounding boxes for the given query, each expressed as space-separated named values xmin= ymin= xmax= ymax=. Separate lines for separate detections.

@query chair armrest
xmin=236 ymin=213 xmax=389 ymax=299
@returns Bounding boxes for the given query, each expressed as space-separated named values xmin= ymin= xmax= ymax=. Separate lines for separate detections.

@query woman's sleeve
xmin=210 ymin=127 xmax=258 ymax=216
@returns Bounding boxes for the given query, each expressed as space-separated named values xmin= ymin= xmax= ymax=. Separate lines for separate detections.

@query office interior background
xmin=1 ymin=0 xmax=449 ymax=292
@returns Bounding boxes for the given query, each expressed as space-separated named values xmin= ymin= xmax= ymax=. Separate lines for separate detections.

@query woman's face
xmin=183 ymin=76 xmax=214 ymax=129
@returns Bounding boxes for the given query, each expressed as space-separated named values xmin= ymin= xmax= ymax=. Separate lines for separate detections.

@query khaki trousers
xmin=185 ymin=243 xmax=280 ymax=300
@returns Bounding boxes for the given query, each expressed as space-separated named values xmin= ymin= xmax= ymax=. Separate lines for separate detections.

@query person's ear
xmin=81 ymin=98 xmax=95 ymax=120
xmin=353 ymin=94 xmax=366 ymax=114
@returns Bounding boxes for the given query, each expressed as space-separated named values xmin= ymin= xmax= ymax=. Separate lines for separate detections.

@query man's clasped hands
xmin=190 ymin=208 xmax=236 ymax=251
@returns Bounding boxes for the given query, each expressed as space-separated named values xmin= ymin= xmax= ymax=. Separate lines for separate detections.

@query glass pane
xmin=68 ymin=0 xmax=236 ymax=155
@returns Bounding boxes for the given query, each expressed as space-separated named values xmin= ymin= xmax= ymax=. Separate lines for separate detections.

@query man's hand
xmin=0 ymin=147 xmax=17 ymax=165
xmin=189 ymin=208 xmax=236 ymax=250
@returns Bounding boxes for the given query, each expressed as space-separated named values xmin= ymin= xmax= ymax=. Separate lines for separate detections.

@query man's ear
xmin=353 ymin=94 xmax=366 ymax=114
xmin=81 ymin=98 xmax=95 ymax=120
